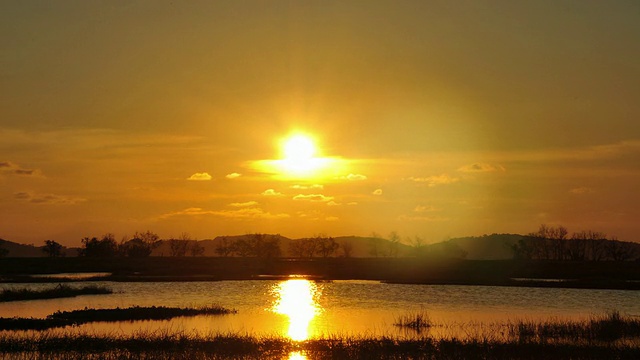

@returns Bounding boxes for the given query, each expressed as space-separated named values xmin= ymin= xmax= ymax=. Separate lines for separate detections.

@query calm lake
xmin=2 ymin=278 xmax=640 ymax=340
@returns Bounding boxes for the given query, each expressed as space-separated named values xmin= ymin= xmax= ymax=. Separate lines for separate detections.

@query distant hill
xmin=0 ymin=239 xmax=81 ymax=258
xmin=431 ymin=234 xmax=525 ymax=260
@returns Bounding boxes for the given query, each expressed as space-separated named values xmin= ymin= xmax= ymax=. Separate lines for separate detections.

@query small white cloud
xmin=458 ymin=163 xmax=505 ymax=173
xmin=293 ymin=194 xmax=334 ymax=202
xmin=347 ymin=174 xmax=367 ymax=181
xmin=409 ymin=174 xmax=459 ymax=187
xmin=372 ymin=189 xmax=383 ymax=196
xmin=226 ymin=172 xmax=241 ymax=179
xmin=229 ymin=201 xmax=259 ymax=207
xmin=290 ymin=184 xmax=324 ymax=190
xmin=187 ymin=172 xmax=212 ymax=181
xmin=261 ymin=189 xmax=283 ymax=196
xmin=326 ymin=201 xmax=340 ymax=206
xmin=569 ymin=187 xmax=594 ymax=195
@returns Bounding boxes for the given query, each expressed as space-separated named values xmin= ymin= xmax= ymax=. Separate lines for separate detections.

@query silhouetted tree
xmin=0 ymin=241 xmax=8 ymax=258
xmin=80 ymin=234 xmax=118 ymax=257
xmin=289 ymin=238 xmax=317 ymax=258
xmin=605 ymin=238 xmax=637 ymax=261
xmin=387 ymin=231 xmax=401 ymax=257
xmin=42 ymin=240 xmax=64 ymax=258
xmin=315 ymin=235 xmax=339 ymax=258
xmin=215 ymin=236 xmax=234 ymax=257
xmin=341 ymin=239 xmax=354 ymax=258
xmin=120 ymin=231 xmax=160 ymax=258
xmin=168 ymin=233 xmax=190 ymax=257
xmin=410 ymin=236 xmax=427 ymax=257
xmin=189 ymin=241 xmax=205 ymax=257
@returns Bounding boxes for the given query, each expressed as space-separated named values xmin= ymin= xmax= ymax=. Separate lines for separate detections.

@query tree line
xmin=511 ymin=224 xmax=638 ymax=261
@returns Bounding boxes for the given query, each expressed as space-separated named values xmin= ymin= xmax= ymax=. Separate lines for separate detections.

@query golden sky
xmin=1 ymin=1 xmax=639 ymax=246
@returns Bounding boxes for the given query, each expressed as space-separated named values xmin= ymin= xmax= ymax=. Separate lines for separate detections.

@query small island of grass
xmin=0 ymin=284 xmax=112 ymax=302
xmin=0 ymin=305 xmax=237 ymax=331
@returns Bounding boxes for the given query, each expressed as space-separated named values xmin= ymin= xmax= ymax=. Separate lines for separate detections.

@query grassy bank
xmin=0 ymin=331 xmax=639 ymax=359
xmin=0 ymin=284 xmax=112 ymax=302
xmin=0 ymin=305 xmax=237 ymax=331
xmin=0 ymin=312 xmax=639 ymax=359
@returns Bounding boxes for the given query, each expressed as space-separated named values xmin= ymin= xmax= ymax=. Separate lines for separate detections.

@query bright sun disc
xmin=283 ymin=135 xmax=316 ymax=161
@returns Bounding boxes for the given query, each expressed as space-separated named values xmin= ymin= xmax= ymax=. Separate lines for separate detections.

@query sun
xmin=283 ymin=135 xmax=317 ymax=162
xmin=250 ymin=131 xmax=347 ymax=179
xmin=279 ymin=134 xmax=325 ymax=176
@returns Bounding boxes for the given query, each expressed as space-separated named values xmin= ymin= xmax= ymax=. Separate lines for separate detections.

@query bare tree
xmin=340 ymin=239 xmax=354 ymax=258
xmin=315 ymin=235 xmax=339 ymax=258
xmin=189 ymin=241 xmax=205 ymax=257
xmin=168 ymin=232 xmax=190 ymax=257
xmin=387 ymin=231 xmax=401 ymax=257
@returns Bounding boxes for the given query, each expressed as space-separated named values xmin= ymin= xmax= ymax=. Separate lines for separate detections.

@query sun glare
xmin=272 ymin=279 xmax=321 ymax=341
xmin=249 ymin=130 xmax=348 ymax=180
xmin=278 ymin=133 xmax=329 ymax=177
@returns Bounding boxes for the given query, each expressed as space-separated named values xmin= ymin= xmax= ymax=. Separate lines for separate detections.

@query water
xmin=1 ymin=279 xmax=639 ymax=340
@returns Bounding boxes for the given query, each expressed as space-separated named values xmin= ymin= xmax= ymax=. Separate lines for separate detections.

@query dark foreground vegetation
xmin=0 ymin=284 xmax=112 ymax=302
xmin=0 ymin=305 xmax=236 ymax=331
xmin=1 ymin=312 xmax=640 ymax=359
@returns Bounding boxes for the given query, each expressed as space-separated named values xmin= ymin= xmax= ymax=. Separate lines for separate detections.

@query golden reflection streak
xmin=271 ymin=279 xmax=321 ymax=341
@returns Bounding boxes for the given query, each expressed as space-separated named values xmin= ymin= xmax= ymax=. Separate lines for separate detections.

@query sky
xmin=1 ymin=0 xmax=639 ymax=246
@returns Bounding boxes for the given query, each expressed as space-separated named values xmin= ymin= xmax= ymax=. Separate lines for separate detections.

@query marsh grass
xmin=0 ymin=284 xmax=112 ymax=302
xmin=0 ymin=331 xmax=638 ymax=359
xmin=393 ymin=310 xmax=432 ymax=333
xmin=0 ymin=305 xmax=237 ymax=331
xmin=508 ymin=311 xmax=640 ymax=343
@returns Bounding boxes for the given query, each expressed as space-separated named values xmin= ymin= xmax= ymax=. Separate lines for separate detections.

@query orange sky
xmin=1 ymin=1 xmax=639 ymax=246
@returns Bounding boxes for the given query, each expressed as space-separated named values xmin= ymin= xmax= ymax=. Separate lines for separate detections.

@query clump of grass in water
xmin=393 ymin=310 xmax=432 ymax=333
xmin=0 ymin=305 xmax=237 ymax=331
xmin=0 ymin=284 xmax=112 ymax=302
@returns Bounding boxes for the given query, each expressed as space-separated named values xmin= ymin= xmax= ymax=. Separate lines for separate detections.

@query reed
xmin=0 ymin=284 xmax=112 ymax=302
xmin=393 ymin=310 xmax=432 ymax=332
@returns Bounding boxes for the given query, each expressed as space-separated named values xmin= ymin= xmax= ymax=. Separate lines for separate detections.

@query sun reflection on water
xmin=271 ymin=278 xmax=322 ymax=341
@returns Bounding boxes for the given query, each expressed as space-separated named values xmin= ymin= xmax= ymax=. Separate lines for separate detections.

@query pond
xmin=1 ymin=278 xmax=639 ymax=340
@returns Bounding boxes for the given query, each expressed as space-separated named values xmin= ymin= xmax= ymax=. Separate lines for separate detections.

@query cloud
xmin=226 ymin=172 xmax=241 ymax=179
xmin=14 ymin=192 xmax=86 ymax=205
xmin=0 ymin=161 xmax=39 ymax=176
xmin=398 ymin=214 xmax=449 ymax=222
xmin=160 ymin=207 xmax=289 ymax=220
xmin=347 ymin=202 xmax=358 ymax=206
xmin=261 ymin=189 xmax=283 ymax=196
xmin=229 ymin=201 xmax=259 ymax=207
xmin=458 ymin=163 xmax=505 ymax=173
xmin=372 ymin=189 xmax=383 ymax=195
xmin=414 ymin=205 xmax=438 ymax=213
xmin=293 ymin=194 xmax=334 ymax=202
xmin=570 ymin=187 xmax=594 ymax=195
xmin=326 ymin=201 xmax=340 ymax=206
xmin=290 ymin=184 xmax=324 ymax=190
xmin=409 ymin=174 xmax=459 ymax=187
xmin=341 ymin=173 xmax=367 ymax=181
xmin=187 ymin=172 xmax=212 ymax=181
